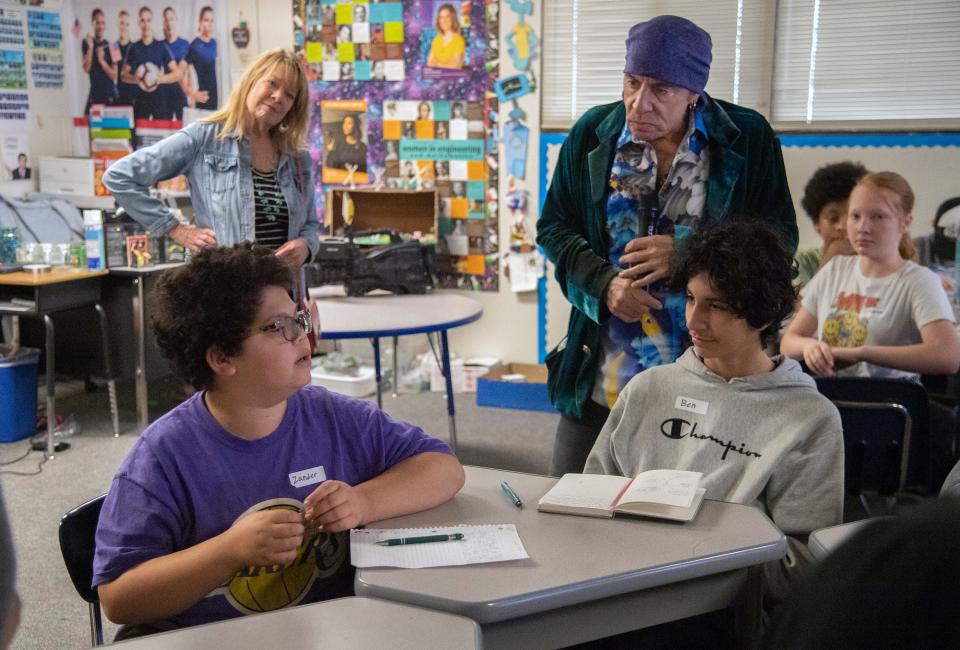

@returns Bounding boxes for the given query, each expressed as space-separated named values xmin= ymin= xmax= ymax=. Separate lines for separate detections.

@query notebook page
xmin=619 ymin=470 xmax=702 ymax=508
xmin=539 ymin=473 xmax=634 ymax=510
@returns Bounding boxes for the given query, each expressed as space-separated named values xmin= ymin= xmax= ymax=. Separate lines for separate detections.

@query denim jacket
xmin=103 ymin=121 xmax=320 ymax=260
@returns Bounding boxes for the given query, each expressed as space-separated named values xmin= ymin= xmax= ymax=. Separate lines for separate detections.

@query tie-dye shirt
xmin=593 ymin=108 xmax=710 ymax=408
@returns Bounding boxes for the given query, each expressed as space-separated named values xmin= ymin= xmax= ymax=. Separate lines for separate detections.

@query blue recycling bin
xmin=0 ymin=348 xmax=39 ymax=443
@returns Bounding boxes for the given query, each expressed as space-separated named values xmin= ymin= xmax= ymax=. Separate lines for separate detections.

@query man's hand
xmin=303 ymin=480 xmax=372 ymax=533
xmin=225 ymin=508 xmax=304 ymax=569
xmin=275 ymin=239 xmax=310 ymax=267
xmin=168 ymin=223 xmax=217 ymax=252
xmin=618 ymin=235 xmax=674 ymax=287
xmin=802 ymin=339 xmax=836 ymax=376
xmin=605 ymin=276 xmax=663 ymax=322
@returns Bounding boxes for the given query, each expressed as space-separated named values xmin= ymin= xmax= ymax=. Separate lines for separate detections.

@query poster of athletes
xmin=64 ymin=1 xmax=224 ymax=122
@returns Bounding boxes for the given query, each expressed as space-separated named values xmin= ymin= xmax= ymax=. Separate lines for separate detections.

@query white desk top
xmin=109 ymin=597 xmax=481 ymax=649
xmin=808 ymin=518 xmax=885 ymax=560
xmin=356 ymin=466 xmax=787 ymax=624
xmin=309 ymin=288 xmax=483 ymax=339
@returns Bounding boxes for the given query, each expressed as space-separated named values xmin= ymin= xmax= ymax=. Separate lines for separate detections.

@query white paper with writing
xmin=350 ymin=524 xmax=529 ymax=568
xmin=674 ymin=396 xmax=709 ymax=414
xmin=288 ymin=465 xmax=326 ymax=488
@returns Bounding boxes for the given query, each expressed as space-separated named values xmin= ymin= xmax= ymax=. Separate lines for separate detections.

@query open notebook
xmin=537 ymin=470 xmax=706 ymax=522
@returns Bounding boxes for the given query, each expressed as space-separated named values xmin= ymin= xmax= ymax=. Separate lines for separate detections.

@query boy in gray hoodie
xmin=585 ymin=223 xmax=844 ymax=596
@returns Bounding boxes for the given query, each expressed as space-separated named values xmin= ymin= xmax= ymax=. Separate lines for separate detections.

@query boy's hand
xmin=304 ymin=481 xmax=371 ymax=532
xmin=226 ymin=509 xmax=304 ymax=568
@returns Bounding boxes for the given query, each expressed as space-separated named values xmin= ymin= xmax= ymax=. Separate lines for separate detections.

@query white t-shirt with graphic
xmin=802 ymin=255 xmax=955 ymax=379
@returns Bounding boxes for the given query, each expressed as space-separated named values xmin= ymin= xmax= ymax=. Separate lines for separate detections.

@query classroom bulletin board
xmin=293 ymin=0 xmax=500 ymax=291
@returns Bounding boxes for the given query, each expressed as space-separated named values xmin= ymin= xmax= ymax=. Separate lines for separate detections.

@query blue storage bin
xmin=0 ymin=347 xmax=39 ymax=442
xmin=476 ymin=363 xmax=558 ymax=413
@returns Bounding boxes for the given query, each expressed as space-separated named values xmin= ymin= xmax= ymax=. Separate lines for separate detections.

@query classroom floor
xmin=0 ymin=378 xmax=558 ymax=649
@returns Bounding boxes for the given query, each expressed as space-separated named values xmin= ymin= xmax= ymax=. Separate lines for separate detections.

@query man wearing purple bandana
xmin=538 ymin=15 xmax=797 ymax=476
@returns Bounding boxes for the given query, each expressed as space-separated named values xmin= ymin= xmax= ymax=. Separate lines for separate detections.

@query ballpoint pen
xmin=375 ymin=533 xmax=465 ymax=546
xmin=500 ymin=480 xmax=523 ymax=508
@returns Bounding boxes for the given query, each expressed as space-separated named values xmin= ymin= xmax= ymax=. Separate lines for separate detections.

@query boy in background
xmin=93 ymin=244 xmax=464 ymax=638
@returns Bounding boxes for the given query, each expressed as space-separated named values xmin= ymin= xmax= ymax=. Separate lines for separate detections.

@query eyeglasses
xmin=256 ymin=310 xmax=312 ymax=342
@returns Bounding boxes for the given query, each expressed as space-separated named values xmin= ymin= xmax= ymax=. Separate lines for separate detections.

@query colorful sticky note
xmin=354 ymin=60 xmax=371 ymax=80
xmin=338 ymin=41 xmax=355 ymax=61
xmin=465 ymin=255 xmax=486 ymax=275
xmin=381 ymin=2 xmax=403 ymax=22
xmin=467 ymin=181 xmax=486 ymax=200
xmin=305 ymin=42 xmax=323 ymax=63
xmin=369 ymin=3 xmax=386 ymax=23
xmin=335 ymin=4 xmax=353 ymax=24
xmin=384 ymin=22 xmax=403 ymax=43
xmin=415 ymin=119 xmax=434 ymax=139
xmin=432 ymin=101 xmax=451 ymax=121
xmin=467 ymin=161 xmax=486 ymax=180
xmin=450 ymin=198 xmax=469 ymax=219
xmin=382 ymin=120 xmax=401 ymax=140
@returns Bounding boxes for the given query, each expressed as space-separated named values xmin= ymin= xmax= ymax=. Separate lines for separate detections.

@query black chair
xmin=815 ymin=377 xmax=930 ymax=515
xmin=59 ymin=494 xmax=107 ymax=646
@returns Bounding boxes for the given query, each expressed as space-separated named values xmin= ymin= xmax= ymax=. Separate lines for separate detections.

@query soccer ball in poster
xmin=135 ymin=62 xmax=161 ymax=92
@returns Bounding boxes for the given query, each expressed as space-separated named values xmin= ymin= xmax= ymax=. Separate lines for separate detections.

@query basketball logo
xmin=223 ymin=498 xmax=345 ymax=615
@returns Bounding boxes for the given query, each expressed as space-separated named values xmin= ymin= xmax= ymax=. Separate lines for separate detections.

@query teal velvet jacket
xmin=537 ymin=96 xmax=797 ymax=418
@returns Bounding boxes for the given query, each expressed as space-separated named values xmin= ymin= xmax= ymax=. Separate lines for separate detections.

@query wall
xmin=249 ymin=0 xmax=544 ymax=364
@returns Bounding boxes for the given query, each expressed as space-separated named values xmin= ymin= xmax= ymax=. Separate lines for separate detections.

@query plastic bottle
xmin=84 ymin=209 xmax=106 ymax=270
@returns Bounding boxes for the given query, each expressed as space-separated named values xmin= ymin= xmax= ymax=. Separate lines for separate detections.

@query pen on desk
xmin=500 ymin=480 xmax=523 ymax=508
xmin=375 ymin=533 xmax=465 ymax=546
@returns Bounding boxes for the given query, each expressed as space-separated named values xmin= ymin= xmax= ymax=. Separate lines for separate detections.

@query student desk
xmin=808 ymin=518 xmax=883 ymax=560
xmin=355 ymin=466 xmax=788 ymax=649
xmin=0 ymin=267 xmax=118 ymax=456
xmin=309 ymin=288 xmax=483 ymax=452
xmin=107 ymin=597 xmax=482 ymax=648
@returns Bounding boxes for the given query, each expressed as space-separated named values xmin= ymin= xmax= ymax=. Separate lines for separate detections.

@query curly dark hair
xmin=800 ymin=161 xmax=869 ymax=223
xmin=668 ymin=222 xmax=798 ymax=346
xmin=151 ymin=243 xmax=293 ymax=390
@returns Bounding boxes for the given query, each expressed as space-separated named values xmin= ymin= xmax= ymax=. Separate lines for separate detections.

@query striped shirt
xmin=252 ymin=168 xmax=289 ymax=250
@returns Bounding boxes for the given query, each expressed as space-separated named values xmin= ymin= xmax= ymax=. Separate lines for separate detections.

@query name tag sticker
xmin=675 ymin=396 xmax=708 ymax=415
xmin=289 ymin=465 xmax=327 ymax=488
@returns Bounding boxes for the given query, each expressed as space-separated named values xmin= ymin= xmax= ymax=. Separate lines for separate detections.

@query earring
xmin=687 ymin=103 xmax=696 ymax=112
xmin=278 ymin=122 xmax=289 ymax=133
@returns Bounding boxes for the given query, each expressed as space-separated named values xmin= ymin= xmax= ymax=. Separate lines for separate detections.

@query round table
xmin=309 ymin=288 xmax=483 ymax=451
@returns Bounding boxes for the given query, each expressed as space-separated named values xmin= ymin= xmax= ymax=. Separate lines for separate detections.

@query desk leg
xmin=8 ymin=315 xmax=19 ymax=350
xmin=392 ymin=336 xmax=399 ymax=399
xmin=440 ymin=329 xmax=457 ymax=453
xmin=42 ymin=314 xmax=55 ymax=459
xmin=372 ymin=337 xmax=382 ymax=409
xmin=132 ymin=277 xmax=148 ymax=432
xmin=94 ymin=304 xmax=120 ymax=437
xmin=734 ymin=565 xmax=763 ymax=650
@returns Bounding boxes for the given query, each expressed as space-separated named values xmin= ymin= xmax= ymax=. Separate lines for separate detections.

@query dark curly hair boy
xmin=151 ymin=243 xmax=293 ymax=389
xmin=800 ymin=161 xmax=868 ymax=224
xmin=669 ymin=221 xmax=797 ymax=345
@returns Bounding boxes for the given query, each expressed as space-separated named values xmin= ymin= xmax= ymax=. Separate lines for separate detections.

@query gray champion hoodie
xmin=585 ymin=348 xmax=844 ymax=537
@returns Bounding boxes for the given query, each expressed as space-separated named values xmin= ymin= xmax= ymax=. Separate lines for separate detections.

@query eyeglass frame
xmin=252 ymin=309 xmax=313 ymax=343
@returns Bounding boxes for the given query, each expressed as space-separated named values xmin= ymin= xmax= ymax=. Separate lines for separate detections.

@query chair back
xmin=815 ymin=377 xmax=930 ymax=494
xmin=59 ymin=494 xmax=107 ymax=646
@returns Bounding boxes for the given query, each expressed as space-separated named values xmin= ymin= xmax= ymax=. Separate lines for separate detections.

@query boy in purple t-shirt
xmin=93 ymin=244 xmax=464 ymax=638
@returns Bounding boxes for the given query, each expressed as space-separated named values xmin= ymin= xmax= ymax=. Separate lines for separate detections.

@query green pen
xmin=375 ymin=533 xmax=465 ymax=546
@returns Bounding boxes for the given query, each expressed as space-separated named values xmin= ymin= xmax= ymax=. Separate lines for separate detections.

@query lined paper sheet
xmin=351 ymin=524 xmax=529 ymax=568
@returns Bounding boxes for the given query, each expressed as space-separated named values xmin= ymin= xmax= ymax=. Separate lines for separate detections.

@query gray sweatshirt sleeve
xmin=584 ymin=390 xmax=629 ymax=476
xmin=764 ymin=404 xmax=844 ymax=536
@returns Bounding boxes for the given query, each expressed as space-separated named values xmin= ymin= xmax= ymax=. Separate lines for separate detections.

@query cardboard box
xmin=476 ymin=363 xmax=557 ymax=413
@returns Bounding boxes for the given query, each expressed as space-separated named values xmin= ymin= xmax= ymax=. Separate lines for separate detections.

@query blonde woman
xmin=426 ymin=4 xmax=464 ymax=69
xmin=104 ymin=48 xmax=318 ymax=267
